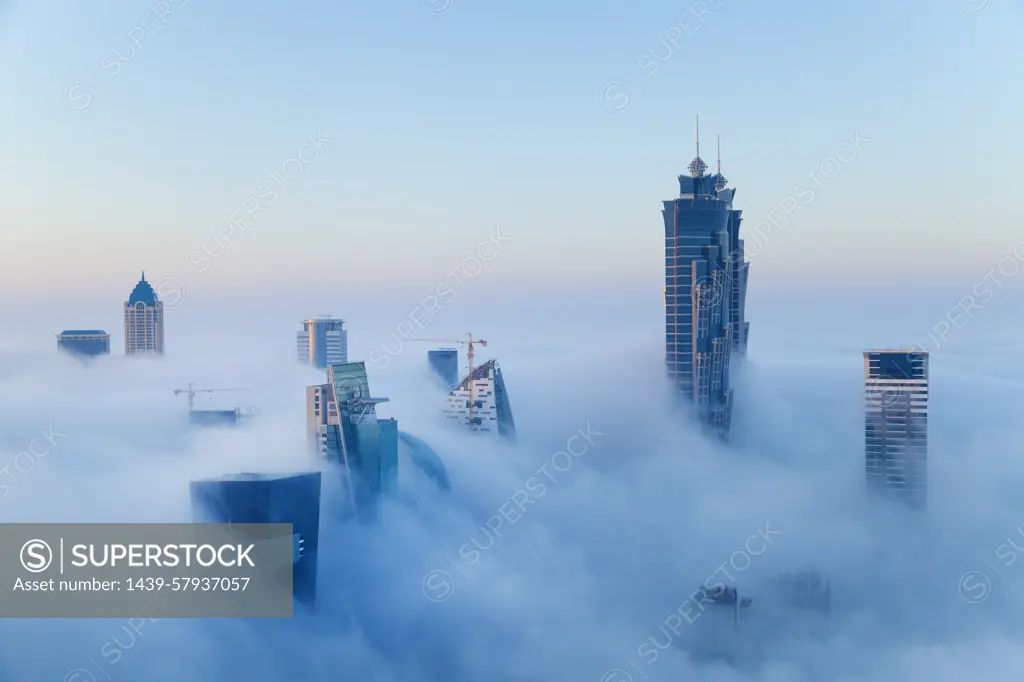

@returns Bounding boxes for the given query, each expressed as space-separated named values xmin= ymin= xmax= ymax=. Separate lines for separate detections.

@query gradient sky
xmin=1 ymin=0 xmax=1021 ymax=304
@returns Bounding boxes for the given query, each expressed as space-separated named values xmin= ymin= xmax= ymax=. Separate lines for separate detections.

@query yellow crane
xmin=409 ymin=333 xmax=487 ymax=429
xmin=173 ymin=382 xmax=249 ymax=412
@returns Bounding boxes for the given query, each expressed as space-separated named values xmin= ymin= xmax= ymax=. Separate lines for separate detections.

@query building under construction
xmin=443 ymin=359 xmax=516 ymax=442
xmin=174 ymin=383 xmax=255 ymax=428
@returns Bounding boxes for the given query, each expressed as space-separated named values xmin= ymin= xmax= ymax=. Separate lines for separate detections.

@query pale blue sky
xmin=1 ymin=0 xmax=1021 ymax=304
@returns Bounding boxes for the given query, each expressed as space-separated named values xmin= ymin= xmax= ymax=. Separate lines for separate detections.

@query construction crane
xmin=409 ymin=333 xmax=487 ymax=429
xmin=173 ymin=382 xmax=249 ymax=412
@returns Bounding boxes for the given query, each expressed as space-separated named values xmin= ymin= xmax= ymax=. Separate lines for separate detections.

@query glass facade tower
xmin=428 ymin=349 xmax=459 ymax=390
xmin=321 ymin=361 xmax=398 ymax=522
xmin=864 ymin=350 xmax=929 ymax=510
xmin=663 ymin=124 xmax=749 ymax=438
xmin=190 ymin=472 xmax=321 ymax=609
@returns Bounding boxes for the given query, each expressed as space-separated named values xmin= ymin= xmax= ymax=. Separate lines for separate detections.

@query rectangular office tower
xmin=57 ymin=330 xmax=110 ymax=357
xmin=297 ymin=317 xmax=348 ymax=369
xmin=663 ymin=126 xmax=749 ymax=438
xmin=864 ymin=350 xmax=929 ymax=509
xmin=190 ymin=472 xmax=321 ymax=609
xmin=428 ymin=349 xmax=459 ymax=390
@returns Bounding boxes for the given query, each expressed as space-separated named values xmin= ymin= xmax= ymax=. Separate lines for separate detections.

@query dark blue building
xmin=57 ymin=330 xmax=110 ymax=357
xmin=663 ymin=121 xmax=749 ymax=438
xmin=190 ymin=472 xmax=321 ymax=609
xmin=427 ymin=349 xmax=459 ymax=390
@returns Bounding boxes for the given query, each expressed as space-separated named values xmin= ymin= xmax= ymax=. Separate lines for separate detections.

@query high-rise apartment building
xmin=124 ymin=273 xmax=164 ymax=355
xmin=663 ymin=121 xmax=749 ymax=438
xmin=189 ymin=472 xmax=321 ymax=609
xmin=443 ymin=359 xmax=516 ymax=441
xmin=864 ymin=350 xmax=929 ymax=509
xmin=57 ymin=330 xmax=110 ymax=357
xmin=297 ymin=317 xmax=347 ymax=369
xmin=428 ymin=349 xmax=459 ymax=390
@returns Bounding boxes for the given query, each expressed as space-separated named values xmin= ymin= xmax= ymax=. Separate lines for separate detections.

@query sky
xmin=1 ymin=0 xmax=1022 ymax=305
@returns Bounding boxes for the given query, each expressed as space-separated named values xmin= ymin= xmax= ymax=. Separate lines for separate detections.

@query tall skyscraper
xmin=663 ymin=120 xmax=749 ymax=438
xmin=308 ymin=362 xmax=398 ymax=522
xmin=57 ymin=330 xmax=110 ymax=357
xmin=443 ymin=359 xmax=516 ymax=441
xmin=307 ymin=387 xmax=451 ymax=492
xmin=864 ymin=350 xmax=928 ymax=510
xmin=190 ymin=472 xmax=321 ymax=609
xmin=428 ymin=348 xmax=459 ymax=389
xmin=297 ymin=317 xmax=347 ymax=369
xmin=124 ymin=273 xmax=164 ymax=355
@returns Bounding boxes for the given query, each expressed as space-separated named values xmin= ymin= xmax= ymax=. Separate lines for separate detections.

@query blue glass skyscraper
xmin=663 ymin=120 xmax=749 ymax=438
xmin=323 ymin=362 xmax=399 ymax=522
xmin=428 ymin=349 xmax=459 ymax=389
xmin=190 ymin=472 xmax=321 ymax=609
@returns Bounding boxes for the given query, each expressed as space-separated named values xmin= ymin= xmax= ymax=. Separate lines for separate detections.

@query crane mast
xmin=408 ymin=333 xmax=488 ymax=431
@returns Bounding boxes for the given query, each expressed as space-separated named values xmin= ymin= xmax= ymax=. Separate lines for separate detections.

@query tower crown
xmin=127 ymin=273 xmax=159 ymax=306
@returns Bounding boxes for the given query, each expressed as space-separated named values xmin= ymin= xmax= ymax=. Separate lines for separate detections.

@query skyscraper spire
xmin=687 ymin=114 xmax=708 ymax=178
xmin=715 ymin=134 xmax=728 ymax=191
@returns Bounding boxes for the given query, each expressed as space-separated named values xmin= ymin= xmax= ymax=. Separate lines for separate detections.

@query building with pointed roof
xmin=124 ymin=272 xmax=164 ymax=355
xmin=663 ymin=117 xmax=749 ymax=438
xmin=443 ymin=359 xmax=516 ymax=441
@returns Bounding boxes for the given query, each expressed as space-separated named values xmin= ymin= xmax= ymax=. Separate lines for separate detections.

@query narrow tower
xmin=663 ymin=118 xmax=749 ymax=437
xmin=864 ymin=350 xmax=929 ymax=509
xmin=124 ymin=272 xmax=164 ymax=355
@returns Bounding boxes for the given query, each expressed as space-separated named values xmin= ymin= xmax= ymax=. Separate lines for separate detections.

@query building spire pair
xmin=688 ymin=115 xmax=727 ymax=189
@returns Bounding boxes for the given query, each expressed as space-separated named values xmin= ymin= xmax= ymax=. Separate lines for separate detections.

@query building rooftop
xmin=127 ymin=272 xmax=159 ymax=306
xmin=454 ymin=359 xmax=497 ymax=391
xmin=59 ymin=330 xmax=109 ymax=336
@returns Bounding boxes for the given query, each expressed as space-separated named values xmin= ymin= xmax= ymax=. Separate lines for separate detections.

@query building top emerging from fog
xmin=190 ymin=471 xmax=321 ymax=608
xmin=443 ymin=358 xmax=516 ymax=441
xmin=305 ymin=361 xmax=398 ymax=523
xmin=864 ymin=350 xmax=928 ymax=510
xmin=774 ymin=571 xmax=830 ymax=614
xmin=428 ymin=348 xmax=459 ymax=390
xmin=57 ymin=330 xmax=110 ymax=357
xmin=297 ymin=317 xmax=347 ymax=369
xmin=664 ymin=121 xmax=749 ymax=439
xmin=124 ymin=272 xmax=164 ymax=356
